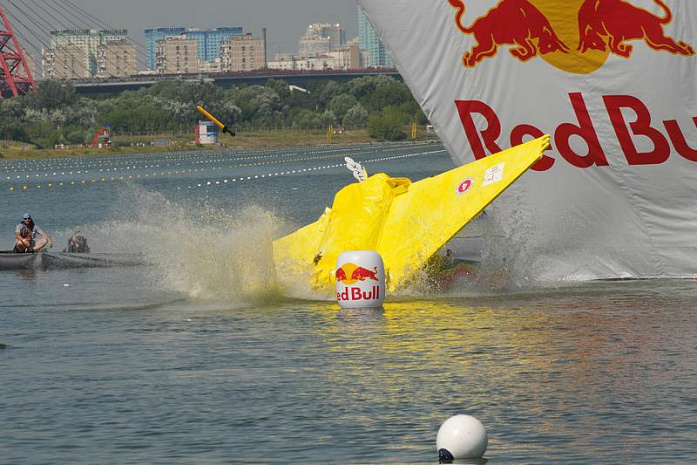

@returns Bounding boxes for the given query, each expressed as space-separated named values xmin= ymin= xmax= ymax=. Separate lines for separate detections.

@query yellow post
xmin=411 ymin=122 xmax=418 ymax=140
xmin=327 ymin=125 xmax=333 ymax=143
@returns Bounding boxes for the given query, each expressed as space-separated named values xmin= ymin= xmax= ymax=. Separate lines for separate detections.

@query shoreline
xmin=0 ymin=129 xmax=438 ymax=160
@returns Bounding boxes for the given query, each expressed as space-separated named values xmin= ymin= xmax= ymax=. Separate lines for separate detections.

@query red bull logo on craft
xmin=448 ymin=0 xmax=694 ymax=73
xmin=335 ymin=262 xmax=380 ymax=285
xmin=335 ymin=262 xmax=381 ymax=303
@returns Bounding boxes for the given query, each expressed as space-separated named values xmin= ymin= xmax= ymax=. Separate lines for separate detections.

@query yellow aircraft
xmin=273 ymin=134 xmax=550 ymax=293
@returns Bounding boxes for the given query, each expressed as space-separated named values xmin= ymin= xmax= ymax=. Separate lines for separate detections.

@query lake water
xmin=1 ymin=143 xmax=695 ymax=464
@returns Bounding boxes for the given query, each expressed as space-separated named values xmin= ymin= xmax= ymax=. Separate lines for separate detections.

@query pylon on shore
xmin=0 ymin=6 xmax=36 ymax=98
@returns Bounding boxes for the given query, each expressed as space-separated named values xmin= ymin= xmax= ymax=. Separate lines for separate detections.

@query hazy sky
xmin=67 ymin=0 xmax=360 ymax=55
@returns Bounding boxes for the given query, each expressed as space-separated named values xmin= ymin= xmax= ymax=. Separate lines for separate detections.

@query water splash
xmin=91 ymin=186 xmax=289 ymax=302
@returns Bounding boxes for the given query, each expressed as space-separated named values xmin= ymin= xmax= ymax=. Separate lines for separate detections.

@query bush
xmin=343 ymin=104 xmax=369 ymax=127
xmin=367 ymin=107 xmax=409 ymax=141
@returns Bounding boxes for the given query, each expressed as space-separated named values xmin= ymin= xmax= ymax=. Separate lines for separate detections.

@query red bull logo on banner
xmin=448 ymin=0 xmax=694 ymax=73
xmin=455 ymin=91 xmax=697 ymax=171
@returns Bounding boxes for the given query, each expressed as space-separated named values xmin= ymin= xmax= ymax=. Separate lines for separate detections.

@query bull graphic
xmin=448 ymin=0 xmax=570 ymax=67
xmin=577 ymin=0 xmax=694 ymax=57
xmin=351 ymin=266 xmax=380 ymax=282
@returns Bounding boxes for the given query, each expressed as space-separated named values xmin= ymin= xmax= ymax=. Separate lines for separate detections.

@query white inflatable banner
xmin=357 ymin=0 xmax=697 ymax=280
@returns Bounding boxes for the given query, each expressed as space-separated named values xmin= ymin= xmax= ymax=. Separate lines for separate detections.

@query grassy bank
xmin=0 ymin=128 xmax=436 ymax=160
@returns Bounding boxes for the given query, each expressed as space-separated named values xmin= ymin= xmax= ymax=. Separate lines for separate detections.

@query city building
xmin=327 ymin=43 xmax=362 ymax=70
xmin=299 ymin=23 xmax=345 ymax=57
xmin=357 ymin=7 xmax=394 ymax=68
xmin=270 ymin=27 xmax=365 ymax=71
xmin=220 ymin=33 xmax=266 ymax=72
xmin=199 ymin=58 xmax=220 ymax=73
xmin=155 ymin=36 xmax=199 ymax=74
xmin=144 ymin=27 xmax=185 ymax=70
xmin=268 ymin=44 xmax=362 ymax=71
xmin=98 ymin=40 xmax=137 ymax=77
xmin=268 ymin=54 xmax=335 ymax=71
xmin=46 ymin=29 xmax=129 ymax=78
xmin=144 ymin=26 xmax=243 ymax=70
xmin=267 ymin=53 xmax=297 ymax=70
xmin=45 ymin=45 xmax=88 ymax=79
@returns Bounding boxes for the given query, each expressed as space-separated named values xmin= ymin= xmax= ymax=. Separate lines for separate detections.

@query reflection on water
xmin=305 ymin=284 xmax=696 ymax=462
xmin=1 ymin=146 xmax=696 ymax=463
xmin=1 ymin=273 xmax=695 ymax=463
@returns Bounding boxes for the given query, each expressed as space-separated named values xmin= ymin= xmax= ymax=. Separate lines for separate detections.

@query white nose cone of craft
xmin=336 ymin=250 xmax=385 ymax=309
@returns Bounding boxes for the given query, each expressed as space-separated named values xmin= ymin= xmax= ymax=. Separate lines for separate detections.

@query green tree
xmin=320 ymin=110 xmax=337 ymax=126
xmin=367 ymin=107 xmax=409 ymax=141
xmin=149 ymin=80 xmax=223 ymax=106
xmin=291 ymin=109 xmax=321 ymax=129
xmin=344 ymin=75 xmax=393 ymax=101
xmin=0 ymin=98 xmax=28 ymax=141
xmin=65 ymin=126 xmax=89 ymax=145
xmin=29 ymin=80 xmax=78 ymax=110
xmin=343 ymin=103 xmax=369 ymax=127
xmin=228 ymin=85 xmax=287 ymax=127
xmin=317 ymin=80 xmax=341 ymax=107
xmin=362 ymin=79 xmax=413 ymax=112
xmin=265 ymin=78 xmax=291 ymax=100
xmin=329 ymin=94 xmax=358 ymax=123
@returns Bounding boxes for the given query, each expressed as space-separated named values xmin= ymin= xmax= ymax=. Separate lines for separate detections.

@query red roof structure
xmin=0 ymin=6 xmax=36 ymax=98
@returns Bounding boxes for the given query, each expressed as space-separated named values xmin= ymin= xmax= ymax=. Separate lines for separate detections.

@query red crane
xmin=0 ymin=6 xmax=36 ymax=98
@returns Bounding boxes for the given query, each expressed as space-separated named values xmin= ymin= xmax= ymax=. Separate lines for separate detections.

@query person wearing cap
xmin=14 ymin=213 xmax=53 ymax=253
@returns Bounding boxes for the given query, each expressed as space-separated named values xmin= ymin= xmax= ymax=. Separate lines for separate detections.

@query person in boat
xmin=442 ymin=248 xmax=455 ymax=269
xmin=14 ymin=213 xmax=53 ymax=253
xmin=62 ymin=227 xmax=90 ymax=253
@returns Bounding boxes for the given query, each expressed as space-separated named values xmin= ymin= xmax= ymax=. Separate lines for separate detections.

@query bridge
xmin=72 ymin=68 xmax=402 ymax=95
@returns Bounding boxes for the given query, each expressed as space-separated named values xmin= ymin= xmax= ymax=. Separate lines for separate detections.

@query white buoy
xmin=336 ymin=250 xmax=385 ymax=309
xmin=437 ymin=414 xmax=488 ymax=462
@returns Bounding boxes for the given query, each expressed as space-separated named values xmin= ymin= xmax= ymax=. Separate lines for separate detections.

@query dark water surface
xmin=1 ymin=144 xmax=695 ymax=463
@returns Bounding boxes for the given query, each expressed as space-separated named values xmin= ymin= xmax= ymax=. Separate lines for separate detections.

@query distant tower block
xmin=0 ymin=7 xmax=36 ymax=97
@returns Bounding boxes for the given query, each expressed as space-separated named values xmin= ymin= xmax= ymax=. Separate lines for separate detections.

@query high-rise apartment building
xmin=357 ymin=7 xmax=394 ymax=68
xmin=45 ymin=45 xmax=88 ymax=79
xmin=299 ymin=23 xmax=345 ymax=58
xmin=220 ymin=33 xmax=266 ymax=72
xmin=98 ymin=40 xmax=137 ymax=77
xmin=46 ymin=29 xmax=129 ymax=78
xmin=144 ymin=27 xmax=185 ymax=70
xmin=328 ymin=44 xmax=362 ymax=70
xmin=144 ymin=27 xmax=243 ymax=70
xmin=155 ymin=36 xmax=198 ymax=74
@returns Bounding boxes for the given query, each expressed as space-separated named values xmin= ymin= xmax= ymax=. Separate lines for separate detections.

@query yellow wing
xmin=273 ymin=135 xmax=549 ymax=293
xmin=273 ymin=208 xmax=330 ymax=287
xmin=378 ymin=135 xmax=549 ymax=290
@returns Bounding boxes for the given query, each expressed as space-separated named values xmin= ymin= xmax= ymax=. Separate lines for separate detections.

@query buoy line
xmin=3 ymin=149 xmax=446 ymax=192
xmin=2 ymin=146 xmax=446 ymax=193
xmin=182 ymin=149 xmax=447 ymax=190
xmin=1 ymin=142 xmax=442 ymax=179
xmin=0 ymin=141 xmax=438 ymax=174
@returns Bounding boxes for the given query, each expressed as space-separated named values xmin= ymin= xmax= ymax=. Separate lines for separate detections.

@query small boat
xmin=0 ymin=251 xmax=146 ymax=271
